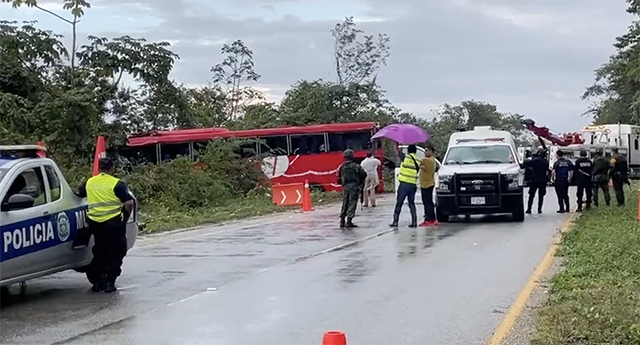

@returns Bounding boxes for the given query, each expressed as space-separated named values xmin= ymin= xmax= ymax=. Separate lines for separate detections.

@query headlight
xmin=438 ymin=175 xmax=452 ymax=183
xmin=505 ymin=173 xmax=523 ymax=189
xmin=437 ymin=175 xmax=452 ymax=191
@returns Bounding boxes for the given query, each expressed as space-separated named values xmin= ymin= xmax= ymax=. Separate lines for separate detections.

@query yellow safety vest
xmin=86 ymin=173 xmax=123 ymax=223
xmin=398 ymin=153 xmax=419 ymax=185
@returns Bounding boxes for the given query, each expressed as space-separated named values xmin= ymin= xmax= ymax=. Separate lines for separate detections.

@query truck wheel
xmin=436 ymin=207 xmax=449 ymax=223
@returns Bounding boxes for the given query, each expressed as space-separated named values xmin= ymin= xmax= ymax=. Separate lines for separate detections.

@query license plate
xmin=470 ymin=196 xmax=485 ymax=205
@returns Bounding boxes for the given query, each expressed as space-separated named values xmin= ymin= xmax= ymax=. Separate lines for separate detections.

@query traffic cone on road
xmin=92 ymin=136 xmax=106 ymax=176
xmin=302 ymin=180 xmax=314 ymax=212
xmin=322 ymin=331 xmax=347 ymax=345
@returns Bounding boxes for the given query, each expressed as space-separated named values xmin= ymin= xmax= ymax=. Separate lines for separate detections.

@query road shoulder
xmin=501 ymin=256 xmax=563 ymax=345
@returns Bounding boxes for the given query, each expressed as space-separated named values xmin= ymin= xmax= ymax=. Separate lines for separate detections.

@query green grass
xmin=534 ymin=182 xmax=640 ymax=345
xmin=139 ymin=191 xmax=343 ymax=233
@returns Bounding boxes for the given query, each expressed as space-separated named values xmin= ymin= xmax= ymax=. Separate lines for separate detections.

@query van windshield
xmin=445 ymin=145 xmax=514 ymax=165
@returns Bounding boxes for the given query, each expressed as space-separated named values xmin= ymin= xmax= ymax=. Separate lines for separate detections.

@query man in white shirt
xmin=360 ymin=152 xmax=382 ymax=207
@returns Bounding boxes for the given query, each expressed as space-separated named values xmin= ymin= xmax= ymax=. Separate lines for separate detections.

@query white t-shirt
xmin=361 ymin=157 xmax=381 ymax=175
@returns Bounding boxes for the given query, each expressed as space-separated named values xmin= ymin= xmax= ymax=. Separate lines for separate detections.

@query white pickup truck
xmin=0 ymin=145 xmax=139 ymax=288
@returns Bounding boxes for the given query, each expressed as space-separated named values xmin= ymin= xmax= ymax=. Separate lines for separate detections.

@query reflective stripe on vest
xmin=397 ymin=153 xmax=419 ymax=185
xmin=86 ymin=173 xmax=122 ymax=222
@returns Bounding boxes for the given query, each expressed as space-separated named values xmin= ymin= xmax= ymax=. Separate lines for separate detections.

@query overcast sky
xmin=3 ymin=0 xmax=633 ymax=132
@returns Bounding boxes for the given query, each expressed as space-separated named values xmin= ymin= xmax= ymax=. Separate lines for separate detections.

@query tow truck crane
xmin=521 ymin=119 xmax=584 ymax=149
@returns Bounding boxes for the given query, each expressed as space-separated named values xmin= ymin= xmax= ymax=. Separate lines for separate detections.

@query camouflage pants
xmin=340 ymin=183 xmax=359 ymax=220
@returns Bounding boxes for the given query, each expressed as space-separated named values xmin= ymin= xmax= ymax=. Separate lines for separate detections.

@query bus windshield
xmin=445 ymin=145 xmax=514 ymax=165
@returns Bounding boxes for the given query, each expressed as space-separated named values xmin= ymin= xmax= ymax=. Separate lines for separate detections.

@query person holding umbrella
xmin=372 ymin=123 xmax=429 ymax=228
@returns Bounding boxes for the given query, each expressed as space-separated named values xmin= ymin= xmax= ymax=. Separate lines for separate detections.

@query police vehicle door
xmin=40 ymin=162 xmax=86 ymax=269
xmin=1 ymin=163 xmax=58 ymax=278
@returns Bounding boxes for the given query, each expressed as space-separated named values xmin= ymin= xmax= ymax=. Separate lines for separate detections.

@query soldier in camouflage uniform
xmin=337 ymin=149 xmax=367 ymax=228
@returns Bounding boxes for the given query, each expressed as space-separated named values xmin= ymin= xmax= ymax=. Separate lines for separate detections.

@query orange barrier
xmin=92 ymin=136 xmax=106 ymax=176
xmin=302 ymin=180 xmax=314 ymax=212
xmin=272 ymin=183 xmax=304 ymax=206
xmin=322 ymin=331 xmax=347 ymax=345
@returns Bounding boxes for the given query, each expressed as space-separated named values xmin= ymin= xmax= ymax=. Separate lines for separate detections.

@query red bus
xmin=123 ymin=122 xmax=385 ymax=192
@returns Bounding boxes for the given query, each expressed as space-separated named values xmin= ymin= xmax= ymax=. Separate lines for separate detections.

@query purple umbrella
xmin=371 ymin=123 xmax=430 ymax=144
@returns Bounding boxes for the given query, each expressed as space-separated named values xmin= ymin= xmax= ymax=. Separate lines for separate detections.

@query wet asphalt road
xmin=0 ymin=189 xmax=573 ymax=345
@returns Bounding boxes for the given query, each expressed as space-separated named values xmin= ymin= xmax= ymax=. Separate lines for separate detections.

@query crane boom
xmin=521 ymin=119 xmax=584 ymax=149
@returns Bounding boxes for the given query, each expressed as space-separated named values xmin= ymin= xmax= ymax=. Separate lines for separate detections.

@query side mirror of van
xmin=0 ymin=194 xmax=36 ymax=211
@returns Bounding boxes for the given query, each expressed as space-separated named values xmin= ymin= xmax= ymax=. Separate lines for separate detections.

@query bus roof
xmin=127 ymin=122 xmax=379 ymax=147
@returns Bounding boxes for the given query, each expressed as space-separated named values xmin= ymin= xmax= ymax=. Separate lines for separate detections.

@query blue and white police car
xmin=0 ymin=145 xmax=138 ymax=288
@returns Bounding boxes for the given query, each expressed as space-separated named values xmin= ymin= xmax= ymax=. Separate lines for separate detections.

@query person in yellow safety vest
xmin=75 ymin=158 xmax=134 ymax=293
xmin=390 ymin=144 xmax=419 ymax=228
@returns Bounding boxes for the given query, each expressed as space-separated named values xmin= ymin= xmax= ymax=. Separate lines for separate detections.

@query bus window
xmin=130 ymin=145 xmax=157 ymax=164
xmin=328 ymin=131 xmax=372 ymax=152
xmin=290 ymin=134 xmax=325 ymax=155
xmin=233 ymin=140 xmax=258 ymax=158
xmin=160 ymin=143 xmax=190 ymax=161
xmin=259 ymin=136 xmax=288 ymax=156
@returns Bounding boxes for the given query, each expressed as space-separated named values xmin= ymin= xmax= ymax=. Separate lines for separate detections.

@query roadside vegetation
xmin=2 ymin=0 xmax=637 ymax=232
xmin=534 ymin=182 xmax=640 ymax=344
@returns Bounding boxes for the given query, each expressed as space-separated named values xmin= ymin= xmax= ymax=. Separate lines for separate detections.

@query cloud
xmin=3 ymin=0 xmax=633 ymax=132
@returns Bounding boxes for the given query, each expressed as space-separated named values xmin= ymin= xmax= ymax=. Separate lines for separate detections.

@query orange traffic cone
xmin=36 ymin=141 xmax=46 ymax=158
xmin=322 ymin=331 xmax=347 ymax=345
xmin=92 ymin=136 xmax=106 ymax=176
xmin=302 ymin=180 xmax=314 ymax=212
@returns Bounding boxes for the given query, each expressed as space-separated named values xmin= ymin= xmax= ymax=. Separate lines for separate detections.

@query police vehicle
xmin=0 ymin=145 xmax=138 ymax=288
xmin=435 ymin=127 xmax=525 ymax=222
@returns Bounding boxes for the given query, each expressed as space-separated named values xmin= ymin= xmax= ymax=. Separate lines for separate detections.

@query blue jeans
xmin=393 ymin=182 xmax=417 ymax=225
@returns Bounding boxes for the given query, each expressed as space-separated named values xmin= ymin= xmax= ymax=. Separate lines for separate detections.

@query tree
xmin=211 ymin=39 xmax=263 ymax=121
xmin=331 ymin=16 xmax=391 ymax=85
xmin=278 ymin=79 xmax=396 ymax=126
xmin=182 ymin=86 xmax=228 ymax=128
xmin=582 ymin=0 xmax=640 ymax=126
xmin=3 ymin=0 xmax=92 ymax=69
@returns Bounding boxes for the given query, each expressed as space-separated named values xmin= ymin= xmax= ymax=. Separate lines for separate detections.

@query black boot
xmin=538 ymin=199 xmax=544 ymax=214
xmin=526 ymin=196 xmax=533 ymax=214
xmin=345 ymin=218 xmax=357 ymax=228
xmin=104 ymin=282 xmax=117 ymax=293
xmin=585 ymin=203 xmax=591 ymax=210
xmin=339 ymin=218 xmax=346 ymax=228
xmin=91 ymin=282 xmax=105 ymax=292
xmin=576 ymin=202 xmax=582 ymax=212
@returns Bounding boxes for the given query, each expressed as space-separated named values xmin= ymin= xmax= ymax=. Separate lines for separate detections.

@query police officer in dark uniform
xmin=337 ymin=149 xmax=367 ymax=228
xmin=592 ymin=149 xmax=612 ymax=207
xmin=610 ymin=148 xmax=630 ymax=206
xmin=552 ymin=150 xmax=574 ymax=213
xmin=574 ymin=150 xmax=593 ymax=212
xmin=525 ymin=149 xmax=549 ymax=214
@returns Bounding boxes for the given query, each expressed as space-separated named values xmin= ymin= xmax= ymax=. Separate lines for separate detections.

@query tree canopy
xmin=1 ymin=5 xmax=527 ymax=163
xmin=583 ymin=0 xmax=640 ymax=126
